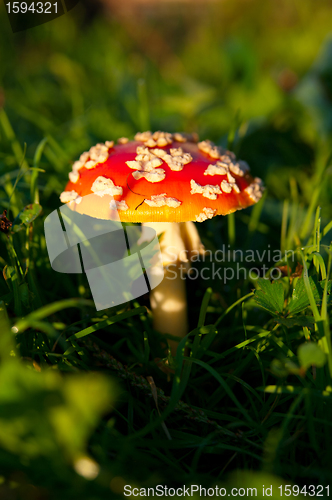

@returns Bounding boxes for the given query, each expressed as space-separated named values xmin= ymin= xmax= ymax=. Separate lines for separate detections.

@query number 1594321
xmin=5 ymin=2 xmax=58 ymax=14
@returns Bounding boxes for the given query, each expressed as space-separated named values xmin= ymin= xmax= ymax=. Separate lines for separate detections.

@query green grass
xmin=0 ymin=1 xmax=332 ymax=498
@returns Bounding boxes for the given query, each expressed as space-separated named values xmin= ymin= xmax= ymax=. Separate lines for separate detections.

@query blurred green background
xmin=0 ymin=0 xmax=332 ymax=498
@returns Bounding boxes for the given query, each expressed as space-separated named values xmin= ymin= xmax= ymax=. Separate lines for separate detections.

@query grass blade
xmin=67 ymin=306 xmax=147 ymax=341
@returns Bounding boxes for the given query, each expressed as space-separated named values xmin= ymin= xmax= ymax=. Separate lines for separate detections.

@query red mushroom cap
xmin=60 ymin=131 xmax=264 ymax=223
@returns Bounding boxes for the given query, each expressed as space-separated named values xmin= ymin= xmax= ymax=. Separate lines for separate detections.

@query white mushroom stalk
xmin=141 ymin=221 xmax=205 ymax=354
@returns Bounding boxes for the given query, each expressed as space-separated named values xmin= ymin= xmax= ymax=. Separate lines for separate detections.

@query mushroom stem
xmin=141 ymin=221 xmax=204 ymax=354
xmin=150 ymin=264 xmax=188 ymax=355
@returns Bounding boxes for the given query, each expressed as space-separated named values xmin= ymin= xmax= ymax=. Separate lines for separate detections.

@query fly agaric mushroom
xmin=60 ymin=131 xmax=264 ymax=352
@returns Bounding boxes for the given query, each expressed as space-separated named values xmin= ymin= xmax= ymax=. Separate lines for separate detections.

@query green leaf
xmin=320 ymin=279 xmax=332 ymax=294
xmin=298 ymin=342 xmax=326 ymax=369
xmin=19 ymin=283 xmax=31 ymax=309
xmin=0 ymin=361 xmax=117 ymax=462
xmin=3 ymin=265 xmax=21 ymax=316
xmin=270 ymin=359 xmax=300 ymax=377
xmin=197 ymin=288 xmax=212 ymax=328
xmin=287 ymin=276 xmax=332 ymax=315
xmin=274 ymin=316 xmax=315 ymax=328
xmin=253 ymin=278 xmax=284 ymax=316
xmin=3 ymin=265 xmax=19 ymax=289
xmin=12 ymin=203 xmax=42 ymax=232
xmin=287 ymin=277 xmax=312 ymax=315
